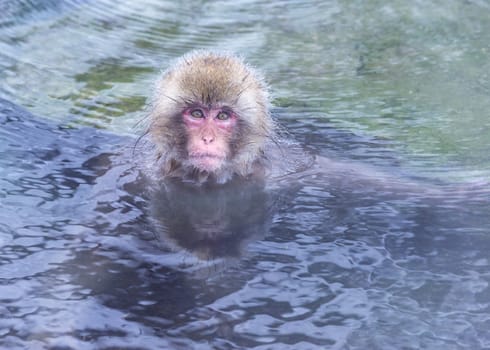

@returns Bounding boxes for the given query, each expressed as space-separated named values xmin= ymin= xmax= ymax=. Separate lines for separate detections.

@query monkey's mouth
xmin=189 ymin=153 xmax=225 ymax=172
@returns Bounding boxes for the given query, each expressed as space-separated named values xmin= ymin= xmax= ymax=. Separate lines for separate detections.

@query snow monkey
xmin=144 ymin=50 xmax=489 ymax=224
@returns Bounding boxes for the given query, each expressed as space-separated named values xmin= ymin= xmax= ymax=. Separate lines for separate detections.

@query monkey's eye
xmin=216 ymin=111 xmax=230 ymax=121
xmin=190 ymin=109 xmax=204 ymax=118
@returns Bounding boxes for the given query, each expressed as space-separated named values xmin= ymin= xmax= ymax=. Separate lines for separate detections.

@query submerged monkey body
xmin=148 ymin=51 xmax=276 ymax=184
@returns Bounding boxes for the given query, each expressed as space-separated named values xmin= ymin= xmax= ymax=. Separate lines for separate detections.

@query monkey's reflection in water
xmin=150 ymin=179 xmax=284 ymax=261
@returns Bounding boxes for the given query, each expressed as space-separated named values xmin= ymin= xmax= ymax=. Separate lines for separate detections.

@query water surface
xmin=1 ymin=1 xmax=490 ymax=349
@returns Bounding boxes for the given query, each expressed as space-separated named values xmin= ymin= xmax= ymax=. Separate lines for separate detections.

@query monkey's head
xmin=148 ymin=50 xmax=274 ymax=184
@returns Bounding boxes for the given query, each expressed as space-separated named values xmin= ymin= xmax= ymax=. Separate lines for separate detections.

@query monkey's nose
xmin=202 ymin=135 xmax=214 ymax=144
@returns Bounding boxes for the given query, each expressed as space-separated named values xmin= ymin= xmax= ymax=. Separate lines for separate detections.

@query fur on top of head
xmin=147 ymin=50 xmax=276 ymax=182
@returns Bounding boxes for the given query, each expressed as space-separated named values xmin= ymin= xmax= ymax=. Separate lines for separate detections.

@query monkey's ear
xmin=168 ymin=158 xmax=180 ymax=173
xmin=160 ymin=157 xmax=179 ymax=176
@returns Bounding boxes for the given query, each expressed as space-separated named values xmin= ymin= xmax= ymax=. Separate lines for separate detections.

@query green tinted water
xmin=1 ymin=0 xmax=489 ymax=180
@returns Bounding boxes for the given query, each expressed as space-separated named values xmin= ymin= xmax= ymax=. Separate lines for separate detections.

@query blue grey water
xmin=1 ymin=1 xmax=490 ymax=349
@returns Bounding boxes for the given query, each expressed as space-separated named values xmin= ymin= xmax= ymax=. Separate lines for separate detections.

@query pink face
xmin=182 ymin=106 xmax=238 ymax=172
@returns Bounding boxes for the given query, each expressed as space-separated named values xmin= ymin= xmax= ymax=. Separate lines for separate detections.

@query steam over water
xmin=1 ymin=1 xmax=490 ymax=349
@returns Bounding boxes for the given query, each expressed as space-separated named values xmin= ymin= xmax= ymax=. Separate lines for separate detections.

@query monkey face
xmin=182 ymin=105 xmax=238 ymax=173
xmin=148 ymin=51 xmax=273 ymax=184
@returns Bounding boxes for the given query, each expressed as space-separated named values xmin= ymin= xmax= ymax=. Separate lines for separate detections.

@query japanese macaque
xmin=144 ymin=50 xmax=489 ymax=198
xmin=147 ymin=50 xmax=282 ymax=184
